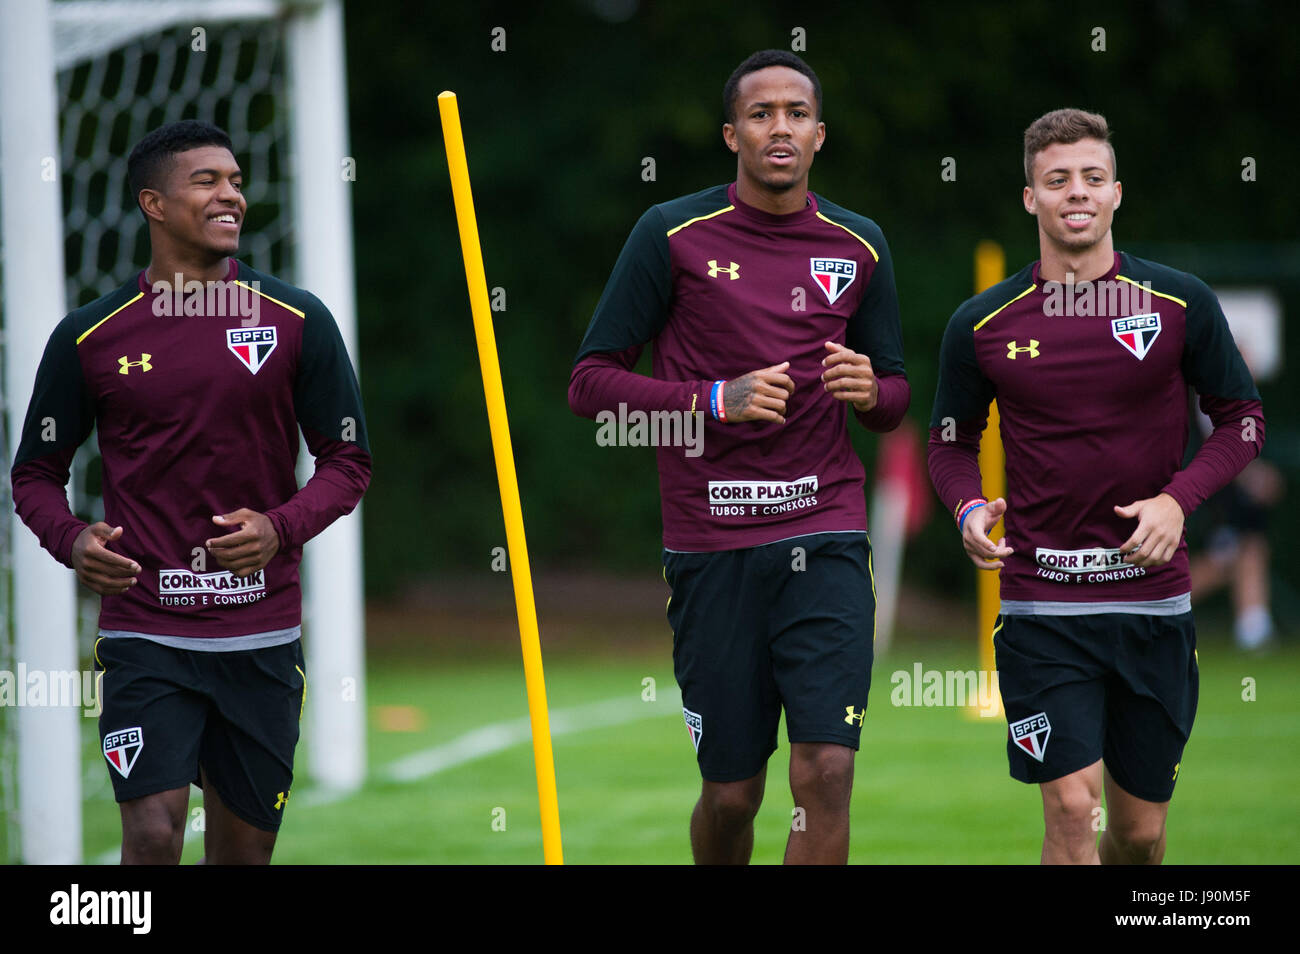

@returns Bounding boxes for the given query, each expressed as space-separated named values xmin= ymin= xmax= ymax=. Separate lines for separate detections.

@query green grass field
xmin=55 ymin=614 xmax=1300 ymax=865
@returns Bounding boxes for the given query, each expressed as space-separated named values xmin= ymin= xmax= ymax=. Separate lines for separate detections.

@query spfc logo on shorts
xmin=683 ymin=707 xmax=703 ymax=753
xmin=1008 ymin=712 xmax=1051 ymax=762
xmin=227 ymin=326 xmax=277 ymax=374
xmin=1111 ymin=313 xmax=1161 ymax=360
xmin=810 ymin=258 xmax=857 ymax=305
xmin=103 ymin=726 xmax=144 ymax=779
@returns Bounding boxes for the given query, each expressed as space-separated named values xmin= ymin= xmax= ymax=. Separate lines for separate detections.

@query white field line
xmin=92 ymin=688 xmax=681 ymax=864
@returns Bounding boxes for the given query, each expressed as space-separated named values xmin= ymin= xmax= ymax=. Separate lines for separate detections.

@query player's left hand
xmin=821 ymin=342 xmax=877 ymax=412
xmin=1115 ymin=493 xmax=1185 ymax=568
xmin=206 ymin=509 xmax=280 ymax=578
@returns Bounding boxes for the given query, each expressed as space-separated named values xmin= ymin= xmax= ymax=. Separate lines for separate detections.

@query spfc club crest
xmin=227 ymin=326 xmax=277 ymax=374
xmin=810 ymin=257 xmax=857 ymax=305
xmin=683 ymin=707 xmax=703 ymax=753
xmin=103 ymin=726 xmax=144 ymax=779
xmin=1008 ymin=712 xmax=1051 ymax=763
xmin=1111 ymin=313 xmax=1161 ymax=360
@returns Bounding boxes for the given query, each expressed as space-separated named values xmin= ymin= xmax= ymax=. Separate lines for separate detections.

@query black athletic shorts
xmin=993 ymin=612 xmax=1198 ymax=802
xmin=662 ymin=532 xmax=875 ymax=782
xmin=94 ymin=636 xmax=306 ymax=832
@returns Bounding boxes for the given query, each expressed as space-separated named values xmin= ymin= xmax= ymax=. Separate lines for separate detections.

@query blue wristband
xmin=958 ymin=501 xmax=986 ymax=531
xmin=709 ymin=380 xmax=726 ymax=422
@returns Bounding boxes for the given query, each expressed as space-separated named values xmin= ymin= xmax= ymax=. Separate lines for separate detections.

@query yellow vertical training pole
xmin=974 ymin=241 xmax=1005 ymax=718
xmin=438 ymin=90 xmax=563 ymax=864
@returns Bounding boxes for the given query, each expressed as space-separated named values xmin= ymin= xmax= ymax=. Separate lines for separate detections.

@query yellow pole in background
xmin=974 ymin=240 xmax=1005 ymax=718
xmin=437 ymin=90 xmax=563 ymax=864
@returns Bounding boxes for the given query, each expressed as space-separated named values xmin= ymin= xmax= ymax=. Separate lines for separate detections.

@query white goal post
xmin=0 ymin=0 xmax=364 ymax=864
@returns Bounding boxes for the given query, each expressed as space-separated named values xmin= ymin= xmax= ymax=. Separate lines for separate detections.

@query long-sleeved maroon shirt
xmin=570 ymin=182 xmax=908 ymax=551
xmin=12 ymin=258 xmax=371 ymax=643
xmin=928 ymin=252 xmax=1263 ymax=611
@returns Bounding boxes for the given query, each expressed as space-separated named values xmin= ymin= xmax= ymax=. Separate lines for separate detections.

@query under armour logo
xmin=118 ymin=354 xmax=152 ymax=374
xmin=707 ymin=259 xmax=740 ymax=280
xmin=1006 ymin=340 xmax=1040 ymax=359
xmin=275 ymin=790 xmax=290 ymax=810
xmin=844 ymin=705 xmax=865 ymax=726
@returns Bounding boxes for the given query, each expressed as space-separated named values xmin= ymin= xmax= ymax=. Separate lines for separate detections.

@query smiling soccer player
xmin=928 ymin=109 xmax=1264 ymax=864
xmin=11 ymin=120 xmax=370 ymax=864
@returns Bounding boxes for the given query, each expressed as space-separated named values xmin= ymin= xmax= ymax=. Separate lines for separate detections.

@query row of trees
xmin=343 ymin=2 xmax=1297 ymax=600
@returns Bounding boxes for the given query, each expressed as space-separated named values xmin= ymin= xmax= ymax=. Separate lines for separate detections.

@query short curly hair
xmin=723 ymin=50 xmax=822 ymax=125
xmin=127 ymin=120 xmax=235 ymax=216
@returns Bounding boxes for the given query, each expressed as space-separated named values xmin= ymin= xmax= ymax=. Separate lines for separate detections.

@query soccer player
xmin=928 ymin=109 xmax=1264 ymax=864
xmin=569 ymin=50 xmax=908 ymax=864
xmin=11 ymin=120 xmax=371 ymax=864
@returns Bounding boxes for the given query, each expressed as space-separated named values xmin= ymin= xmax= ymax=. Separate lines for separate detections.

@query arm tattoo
xmin=725 ymin=374 xmax=756 ymax=419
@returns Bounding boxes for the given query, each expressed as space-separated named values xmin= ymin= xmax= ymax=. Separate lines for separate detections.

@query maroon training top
xmin=570 ymin=182 xmax=909 ymax=551
xmin=12 ymin=259 xmax=371 ymax=641
xmin=928 ymin=252 xmax=1263 ymax=610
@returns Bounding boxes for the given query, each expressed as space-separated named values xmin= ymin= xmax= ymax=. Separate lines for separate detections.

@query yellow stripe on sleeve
xmin=1116 ymin=274 xmax=1187 ymax=309
xmin=232 ymin=280 xmax=307 ymax=318
xmin=815 ymin=212 xmax=879 ymax=261
xmin=76 ymin=292 xmax=144 ymax=344
xmin=665 ymin=205 xmax=735 ymax=237
xmin=973 ymin=284 xmax=1037 ymax=332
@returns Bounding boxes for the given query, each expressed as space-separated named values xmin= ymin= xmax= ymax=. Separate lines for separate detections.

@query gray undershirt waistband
xmin=97 ymin=626 xmax=301 ymax=652
xmin=998 ymin=593 xmax=1191 ymax=616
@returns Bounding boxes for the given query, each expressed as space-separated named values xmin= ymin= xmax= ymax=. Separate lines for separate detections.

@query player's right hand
xmin=961 ymin=497 xmax=1014 ymax=570
xmin=72 ymin=523 xmax=140 ymax=595
xmin=723 ymin=361 xmax=795 ymax=424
